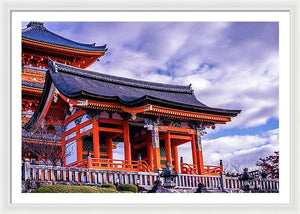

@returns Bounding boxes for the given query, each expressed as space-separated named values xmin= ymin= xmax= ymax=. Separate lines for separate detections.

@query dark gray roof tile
xmin=22 ymin=22 xmax=107 ymax=52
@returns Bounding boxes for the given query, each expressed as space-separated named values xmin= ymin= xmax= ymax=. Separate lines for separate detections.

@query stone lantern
xmin=238 ymin=168 xmax=254 ymax=193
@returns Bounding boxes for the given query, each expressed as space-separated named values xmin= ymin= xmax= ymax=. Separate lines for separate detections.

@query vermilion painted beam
xmin=110 ymin=133 xmax=122 ymax=139
xmin=98 ymin=127 xmax=124 ymax=134
xmin=133 ymin=141 xmax=147 ymax=150
xmin=65 ymin=110 xmax=85 ymax=125
xmin=174 ymin=140 xmax=190 ymax=146
xmin=158 ymin=126 xmax=196 ymax=135
xmin=63 ymin=119 xmax=92 ymax=137
xmin=170 ymin=134 xmax=192 ymax=140
xmin=65 ymin=135 xmax=77 ymax=145
xmin=99 ymin=118 xmax=125 ymax=125
xmin=131 ymin=133 xmax=148 ymax=144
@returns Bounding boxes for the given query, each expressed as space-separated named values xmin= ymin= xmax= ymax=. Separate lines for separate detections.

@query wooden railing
xmin=203 ymin=165 xmax=223 ymax=176
xmin=181 ymin=163 xmax=223 ymax=176
xmin=22 ymin=160 xmax=279 ymax=192
xmin=180 ymin=163 xmax=198 ymax=174
xmin=66 ymin=158 xmax=153 ymax=172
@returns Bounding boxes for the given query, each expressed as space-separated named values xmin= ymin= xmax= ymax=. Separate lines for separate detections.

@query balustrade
xmin=23 ymin=160 xmax=279 ymax=191
xmin=66 ymin=158 xmax=153 ymax=172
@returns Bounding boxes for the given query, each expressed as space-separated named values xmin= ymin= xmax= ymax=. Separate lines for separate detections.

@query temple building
xmin=22 ymin=22 xmax=107 ymax=160
xmin=22 ymin=22 xmax=241 ymax=175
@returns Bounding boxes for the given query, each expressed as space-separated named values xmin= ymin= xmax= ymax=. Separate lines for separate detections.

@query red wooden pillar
xmin=76 ymin=125 xmax=83 ymax=162
xmin=165 ymin=132 xmax=172 ymax=168
xmin=107 ymin=135 xmax=113 ymax=159
xmin=92 ymin=117 xmax=100 ymax=158
xmin=196 ymin=129 xmax=204 ymax=175
xmin=123 ymin=120 xmax=131 ymax=161
xmin=151 ymin=123 xmax=161 ymax=171
xmin=172 ymin=142 xmax=179 ymax=172
xmin=147 ymin=134 xmax=154 ymax=169
xmin=191 ymin=135 xmax=197 ymax=166
xmin=77 ymin=138 xmax=83 ymax=161
xmin=61 ymin=133 xmax=66 ymax=166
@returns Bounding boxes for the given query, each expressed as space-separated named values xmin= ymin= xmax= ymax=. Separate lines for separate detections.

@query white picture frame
xmin=1 ymin=0 xmax=299 ymax=213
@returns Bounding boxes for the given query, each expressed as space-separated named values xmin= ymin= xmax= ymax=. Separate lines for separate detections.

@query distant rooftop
xmin=22 ymin=22 xmax=107 ymax=52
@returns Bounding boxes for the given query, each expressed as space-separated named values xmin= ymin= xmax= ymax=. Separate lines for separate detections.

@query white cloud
xmin=40 ymin=22 xmax=279 ymax=129
xmin=177 ymin=128 xmax=279 ymax=170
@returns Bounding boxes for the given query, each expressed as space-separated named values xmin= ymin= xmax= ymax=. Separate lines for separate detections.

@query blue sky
xmin=22 ymin=22 xmax=279 ymax=171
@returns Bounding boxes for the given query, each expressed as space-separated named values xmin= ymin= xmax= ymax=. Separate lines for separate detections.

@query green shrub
xmin=31 ymin=185 xmax=118 ymax=193
xmin=101 ymin=183 xmax=117 ymax=190
xmin=118 ymin=184 xmax=138 ymax=193
xmin=119 ymin=191 xmax=134 ymax=193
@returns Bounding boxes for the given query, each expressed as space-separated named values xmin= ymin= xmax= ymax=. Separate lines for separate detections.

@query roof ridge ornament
xmin=27 ymin=22 xmax=45 ymax=29
xmin=48 ymin=58 xmax=58 ymax=73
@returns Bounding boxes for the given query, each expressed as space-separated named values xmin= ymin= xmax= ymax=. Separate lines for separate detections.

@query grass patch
xmin=118 ymin=184 xmax=138 ymax=193
xmin=31 ymin=185 xmax=119 ymax=193
xmin=101 ymin=183 xmax=117 ymax=190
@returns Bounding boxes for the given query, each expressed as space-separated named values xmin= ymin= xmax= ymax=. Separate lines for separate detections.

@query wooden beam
xmin=65 ymin=110 xmax=85 ymax=125
xmin=98 ymin=127 xmax=124 ymax=134
xmin=158 ymin=125 xmax=196 ymax=135
xmin=175 ymin=140 xmax=190 ymax=146
xmin=131 ymin=133 xmax=148 ymax=144
xmin=133 ymin=141 xmax=147 ymax=150
xmin=110 ymin=133 xmax=122 ymax=139
xmin=99 ymin=118 xmax=125 ymax=125
xmin=170 ymin=134 xmax=192 ymax=140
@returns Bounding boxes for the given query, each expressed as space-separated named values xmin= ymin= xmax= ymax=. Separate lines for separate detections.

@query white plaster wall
xmin=80 ymin=123 xmax=93 ymax=133
xmin=65 ymin=140 xmax=77 ymax=165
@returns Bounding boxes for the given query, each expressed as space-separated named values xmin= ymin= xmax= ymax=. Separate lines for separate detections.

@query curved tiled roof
xmin=24 ymin=60 xmax=241 ymax=131
xmin=48 ymin=60 xmax=241 ymax=116
xmin=49 ymin=60 xmax=209 ymax=108
xmin=22 ymin=22 xmax=107 ymax=52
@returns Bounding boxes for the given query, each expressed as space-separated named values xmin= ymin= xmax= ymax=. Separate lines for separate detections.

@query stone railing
xmin=23 ymin=161 xmax=158 ymax=189
xmin=22 ymin=161 xmax=279 ymax=192
xmin=224 ymin=176 xmax=279 ymax=192
xmin=175 ymin=174 xmax=221 ymax=189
